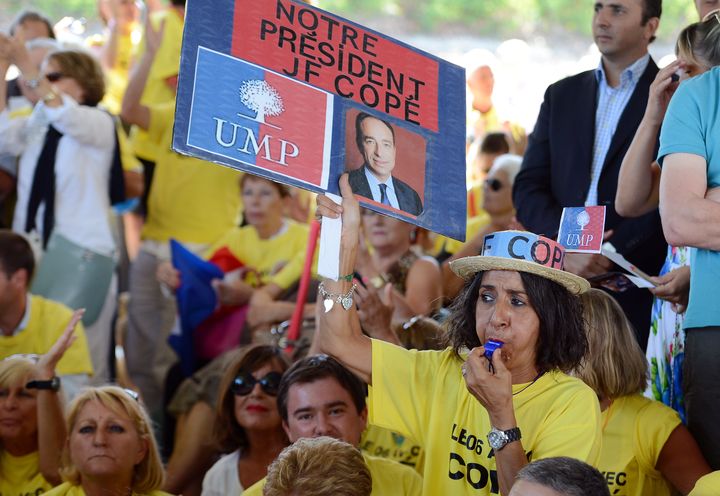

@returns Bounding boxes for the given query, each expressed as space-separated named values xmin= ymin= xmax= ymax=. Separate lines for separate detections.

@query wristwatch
xmin=26 ymin=376 xmax=61 ymax=392
xmin=487 ymin=426 xmax=521 ymax=451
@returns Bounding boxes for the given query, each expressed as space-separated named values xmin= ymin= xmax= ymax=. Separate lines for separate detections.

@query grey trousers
xmin=125 ymin=248 xmax=177 ymax=419
xmin=684 ymin=326 xmax=720 ymax=470
xmin=87 ymin=273 xmax=118 ymax=385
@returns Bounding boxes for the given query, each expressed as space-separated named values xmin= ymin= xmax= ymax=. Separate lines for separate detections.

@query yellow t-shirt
xmin=689 ymin=471 xmax=720 ymax=496
xmin=360 ymin=424 xmax=425 ymax=473
xmin=599 ymin=394 xmax=681 ymax=496
xmin=0 ymin=450 xmax=52 ymax=495
xmin=369 ymin=339 xmax=602 ymax=496
xmin=243 ymin=452 xmax=422 ymax=496
xmin=141 ymin=103 xmax=241 ymax=244
xmin=467 ymin=182 xmax=485 ymax=218
xmin=87 ymin=26 xmax=140 ymax=115
xmin=204 ymin=221 xmax=312 ymax=290
xmin=130 ymin=8 xmax=184 ymax=162
xmin=43 ymin=482 xmax=172 ymax=496
xmin=0 ymin=295 xmax=93 ymax=376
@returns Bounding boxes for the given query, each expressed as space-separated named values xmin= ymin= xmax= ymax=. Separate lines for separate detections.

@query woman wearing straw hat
xmin=315 ymin=175 xmax=601 ymax=496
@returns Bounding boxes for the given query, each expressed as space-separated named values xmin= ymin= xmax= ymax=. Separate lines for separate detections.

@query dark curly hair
xmin=444 ymin=270 xmax=587 ymax=373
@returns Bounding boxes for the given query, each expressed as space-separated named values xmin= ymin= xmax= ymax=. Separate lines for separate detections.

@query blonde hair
xmin=0 ymin=357 xmax=39 ymax=460
xmin=576 ymin=289 xmax=648 ymax=399
xmin=0 ymin=356 xmax=37 ymax=390
xmin=60 ymin=386 xmax=164 ymax=492
xmin=676 ymin=14 xmax=720 ymax=70
xmin=263 ymin=437 xmax=371 ymax=496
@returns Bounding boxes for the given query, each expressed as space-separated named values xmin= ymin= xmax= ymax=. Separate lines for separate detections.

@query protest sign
xmin=558 ymin=206 xmax=606 ymax=253
xmin=172 ymin=0 xmax=467 ymax=240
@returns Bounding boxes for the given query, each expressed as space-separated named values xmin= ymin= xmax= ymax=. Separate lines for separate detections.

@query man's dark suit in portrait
xmin=347 ymin=113 xmax=423 ymax=216
xmin=513 ymin=0 xmax=667 ymax=348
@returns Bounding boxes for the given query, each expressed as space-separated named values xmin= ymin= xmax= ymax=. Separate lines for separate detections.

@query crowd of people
xmin=0 ymin=0 xmax=719 ymax=494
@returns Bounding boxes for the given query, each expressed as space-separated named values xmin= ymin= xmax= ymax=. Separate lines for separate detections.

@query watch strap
xmin=26 ymin=376 xmax=61 ymax=391
xmin=503 ymin=426 xmax=521 ymax=443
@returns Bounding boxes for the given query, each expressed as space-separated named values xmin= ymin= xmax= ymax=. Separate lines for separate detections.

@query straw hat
xmin=450 ymin=231 xmax=590 ymax=295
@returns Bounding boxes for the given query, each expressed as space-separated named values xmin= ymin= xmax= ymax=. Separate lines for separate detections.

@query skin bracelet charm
xmin=318 ymin=282 xmax=357 ymax=312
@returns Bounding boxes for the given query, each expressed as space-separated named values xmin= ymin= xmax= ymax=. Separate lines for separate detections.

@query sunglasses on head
xmin=44 ymin=72 xmax=64 ymax=83
xmin=231 ymin=371 xmax=282 ymax=396
xmin=485 ymin=178 xmax=504 ymax=192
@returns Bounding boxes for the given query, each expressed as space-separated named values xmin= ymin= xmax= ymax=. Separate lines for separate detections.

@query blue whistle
xmin=483 ymin=339 xmax=504 ymax=361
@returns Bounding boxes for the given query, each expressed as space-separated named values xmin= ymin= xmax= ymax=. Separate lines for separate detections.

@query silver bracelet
xmin=318 ymin=281 xmax=357 ymax=313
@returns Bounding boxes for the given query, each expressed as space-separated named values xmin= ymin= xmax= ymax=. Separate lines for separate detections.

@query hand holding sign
xmin=563 ymin=230 xmax=614 ymax=279
xmin=317 ymin=174 xmax=361 ymax=249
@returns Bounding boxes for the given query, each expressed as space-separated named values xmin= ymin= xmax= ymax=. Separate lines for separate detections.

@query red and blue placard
xmin=173 ymin=0 xmax=467 ymax=240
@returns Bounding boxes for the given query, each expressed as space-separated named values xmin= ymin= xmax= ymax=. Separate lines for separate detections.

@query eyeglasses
xmin=44 ymin=72 xmax=65 ymax=83
xmin=485 ymin=178 xmax=504 ymax=191
xmin=231 ymin=371 xmax=282 ymax=396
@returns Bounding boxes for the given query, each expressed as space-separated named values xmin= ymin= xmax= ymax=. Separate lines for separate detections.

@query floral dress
xmin=644 ymin=245 xmax=689 ymax=422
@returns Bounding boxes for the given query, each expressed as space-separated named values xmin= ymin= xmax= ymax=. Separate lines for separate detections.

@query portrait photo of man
xmin=346 ymin=112 xmax=424 ymax=216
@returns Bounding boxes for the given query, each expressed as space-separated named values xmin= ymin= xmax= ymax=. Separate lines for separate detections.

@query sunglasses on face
xmin=485 ymin=178 xmax=504 ymax=192
xmin=231 ymin=371 xmax=282 ymax=396
xmin=44 ymin=72 xmax=65 ymax=83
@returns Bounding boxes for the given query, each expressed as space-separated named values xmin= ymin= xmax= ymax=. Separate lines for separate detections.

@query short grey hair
xmin=515 ymin=457 xmax=609 ymax=496
xmin=488 ymin=153 xmax=522 ymax=186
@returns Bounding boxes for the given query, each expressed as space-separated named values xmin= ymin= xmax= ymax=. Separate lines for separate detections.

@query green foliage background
xmin=2 ymin=0 xmax=701 ymax=43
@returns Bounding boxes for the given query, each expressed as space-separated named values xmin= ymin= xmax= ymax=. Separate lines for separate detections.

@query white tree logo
xmin=238 ymin=80 xmax=284 ymax=124
xmin=576 ymin=209 xmax=590 ymax=230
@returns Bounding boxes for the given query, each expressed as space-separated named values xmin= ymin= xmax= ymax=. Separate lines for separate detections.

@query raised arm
xmin=316 ymin=175 xmax=373 ymax=383
xmin=121 ymin=16 xmax=163 ymax=130
xmin=34 ymin=309 xmax=85 ymax=485
xmin=616 ymin=61 xmax=680 ymax=217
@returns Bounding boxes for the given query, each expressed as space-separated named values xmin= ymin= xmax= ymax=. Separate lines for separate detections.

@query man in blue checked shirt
xmin=512 ymin=0 xmax=668 ymax=349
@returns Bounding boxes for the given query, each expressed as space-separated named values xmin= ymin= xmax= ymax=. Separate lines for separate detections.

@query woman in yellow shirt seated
xmin=577 ymin=289 xmax=710 ymax=496
xmin=44 ymin=385 xmax=172 ymax=496
xmin=158 ymin=174 xmax=314 ymax=338
xmin=0 ymin=310 xmax=82 ymax=494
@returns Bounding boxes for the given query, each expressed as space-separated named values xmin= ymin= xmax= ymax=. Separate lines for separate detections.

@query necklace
xmin=512 ymin=372 xmax=544 ymax=396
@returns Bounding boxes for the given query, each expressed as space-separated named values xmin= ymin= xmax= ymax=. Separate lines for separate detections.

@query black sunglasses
xmin=485 ymin=178 xmax=504 ymax=192
xmin=44 ymin=72 xmax=65 ymax=83
xmin=231 ymin=371 xmax=282 ymax=396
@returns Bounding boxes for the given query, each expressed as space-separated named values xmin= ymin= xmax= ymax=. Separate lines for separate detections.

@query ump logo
xmin=576 ymin=209 xmax=590 ymax=230
xmin=212 ymin=79 xmax=299 ymax=166
xmin=238 ymin=80 xmax=284 ymax=128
